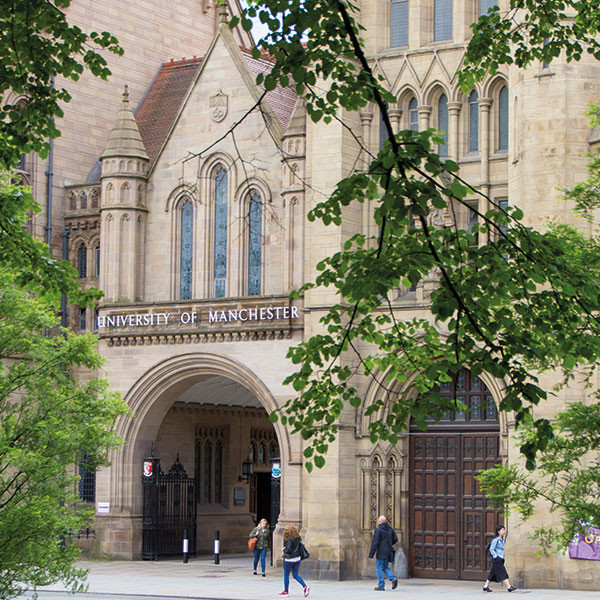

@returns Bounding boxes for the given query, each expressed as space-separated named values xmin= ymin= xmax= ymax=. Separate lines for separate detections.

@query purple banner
xmin=568 ymin=526 xmax=600 ymax=561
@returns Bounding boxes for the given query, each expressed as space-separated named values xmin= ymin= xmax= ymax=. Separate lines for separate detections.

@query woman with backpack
xmin=483 ymin=525 xmax=518 ymax=593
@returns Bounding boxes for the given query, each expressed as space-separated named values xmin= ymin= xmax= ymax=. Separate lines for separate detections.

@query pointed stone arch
xmin=110 ymin=352 xmax=292 ymax=513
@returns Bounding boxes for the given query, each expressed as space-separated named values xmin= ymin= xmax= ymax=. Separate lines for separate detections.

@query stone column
xmin=418 ymin=105 xmax=432 ymax=132
xmin=359 ymin=111 xmax=374 ymax=240
xmin=389 ymin=108 xmax=402 ymax=135
xmin=479 ymin=98 xmax=493 ymax=242
xmin=359 ymin=111 xmax=374 ymax=163
xmin=448 ymin=101 xmax=462 ymax=161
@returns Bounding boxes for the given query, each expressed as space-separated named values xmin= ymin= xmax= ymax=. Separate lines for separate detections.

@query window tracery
xmin=248 ymin=191 xmax=262 ymax=296
xmin=361 ymin=448 xmax=403 ymax=531
xmin=213 ymin=167 xmax=228 ymax=298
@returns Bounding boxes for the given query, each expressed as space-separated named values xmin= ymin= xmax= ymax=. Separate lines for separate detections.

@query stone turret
xmin=99 ymin=85 xmax=149 ymax=303
xmin=280 ymin=97 xmax=306 ymax=291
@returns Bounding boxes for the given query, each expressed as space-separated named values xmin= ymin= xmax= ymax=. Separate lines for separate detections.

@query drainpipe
xmin=45 ymin=75 xmax=55 ymax=248
xmin=60 ymin=227 xmax=70 ymax=328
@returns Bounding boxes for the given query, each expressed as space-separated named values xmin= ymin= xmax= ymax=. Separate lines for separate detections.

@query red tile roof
xmin=240 ymin=48 xmax=297 ymax=130
xmin=136 ymin=57 xmax=203 ymax=163
xmin=135 ymin=48 xmax=298 ymax=165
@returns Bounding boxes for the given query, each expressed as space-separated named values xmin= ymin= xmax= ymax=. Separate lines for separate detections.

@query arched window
xmin=434 ymin=0 xmax=453 ymax=42
xmin=437 ymin=93 xmax=449 ymax=157
xmin=95 ymin=243 xmax=100 ymax=277
xmin=213 ymin=168 xmax=228 ymax=298
xmin=77 ymin=243 xmax=87 ymax=278
xmin=391 ymin=0 xmax=409 ymax=47
xmin=469 ymin=90 xmax=479 ymax=153
xmin=80 ymin=192 xmax=87 ymax=209
xmin=408 ymin=97 xmax=418 ymax=131
xmin=480 ymin=0 xmax=498 ymax=15
xmin=498 ymin=85 xmax=509 ymax=152
xmin=180 ymin=199 xmax=193 ymax=300
xmin=248 ymin=192 xmax=262 ymax=296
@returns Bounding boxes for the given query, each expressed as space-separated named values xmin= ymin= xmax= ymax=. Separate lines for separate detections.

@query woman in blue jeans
xmin=278 ymin=524 xmax=310 ymax=597
xmin=249 ymin=518 xmax=271 ymax=576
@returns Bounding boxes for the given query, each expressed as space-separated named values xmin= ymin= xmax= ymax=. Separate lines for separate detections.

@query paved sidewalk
xmin=37 ymin=555 xmax=600 ymax=600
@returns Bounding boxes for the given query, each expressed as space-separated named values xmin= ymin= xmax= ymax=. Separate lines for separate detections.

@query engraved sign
xmin=210 ymin=91 xmax=228 ymax=122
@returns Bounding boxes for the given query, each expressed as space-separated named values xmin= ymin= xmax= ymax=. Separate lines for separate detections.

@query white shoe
xmin=304 ymin=585 xmax=310 ymax=597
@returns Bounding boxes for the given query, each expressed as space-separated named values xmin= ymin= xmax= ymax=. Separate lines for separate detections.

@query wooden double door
xmin=408 ymin=369 xmax=503 ymax=580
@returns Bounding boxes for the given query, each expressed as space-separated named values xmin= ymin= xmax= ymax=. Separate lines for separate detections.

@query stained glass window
xmin=213 ymin=168 xmax=228 ymax=297
xmin=248 ymin=192 xmax=262 ymax=296
xmin=469 ymin=90 xmax=479 ymax=153
xmin=438 ymin=93 xmax=449 ymax=157
xmin=498 ymin=85 xmax=509 ymax=152
xmin=391 ymin=0 xmax=409 ymax=47
xmin=180 ymin=199 xmax=193 ymax=300
xmin=434 ymin=0 xmax=452 ymax=42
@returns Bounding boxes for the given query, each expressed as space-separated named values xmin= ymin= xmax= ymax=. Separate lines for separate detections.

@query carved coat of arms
xmin=210 ymin=91 xmax=228 ymax=122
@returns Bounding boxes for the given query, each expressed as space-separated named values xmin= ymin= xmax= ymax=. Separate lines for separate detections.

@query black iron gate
xmin=142 ymin=455 xmax=197 ymax=560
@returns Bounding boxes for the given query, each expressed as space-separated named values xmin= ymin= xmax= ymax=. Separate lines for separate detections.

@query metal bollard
xmin=183 ymin=528 xmax=189 ymax=564
xmin=214 ymin=530 xmax=220 ymax=564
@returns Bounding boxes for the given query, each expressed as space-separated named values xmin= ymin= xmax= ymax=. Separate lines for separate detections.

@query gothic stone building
xmin=13 ymin=0 xmax=600 ymax=591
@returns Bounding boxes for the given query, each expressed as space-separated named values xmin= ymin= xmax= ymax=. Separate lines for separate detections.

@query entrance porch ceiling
xmin=174 ymin=375 xmax=263 ymax=408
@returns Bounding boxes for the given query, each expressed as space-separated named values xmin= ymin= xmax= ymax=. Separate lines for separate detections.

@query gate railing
xmin=142 ymin=455 xmax=197 ymax=560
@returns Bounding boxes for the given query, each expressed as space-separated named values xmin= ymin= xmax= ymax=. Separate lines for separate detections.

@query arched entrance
xmin=108 ymin=353 xmax=291 ymax=559
xmin=409 ymin=368 xmax=503 ymax=580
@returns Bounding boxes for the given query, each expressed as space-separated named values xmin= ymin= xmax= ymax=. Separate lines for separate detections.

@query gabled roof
xmin=133 ymin=41 xmax=298 ymax=166
xmin=135 ymin=57 xmax=203 ymax=164
xmin=240 ymin=48 xmax=297 ymax=131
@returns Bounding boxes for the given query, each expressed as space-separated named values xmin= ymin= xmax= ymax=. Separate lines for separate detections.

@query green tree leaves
xmin=461 ymin=0 xmax=600 ymax=88
xmin=0 ymin=268 xmax=128 ymax=598
xmin=242 ymin=0 xmax=600 ymax=477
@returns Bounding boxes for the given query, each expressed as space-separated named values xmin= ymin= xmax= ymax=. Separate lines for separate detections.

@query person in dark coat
xmin=278 ymin=524 xmax=310 ymax=597
xmin=369 ymin=515 xmax=398 ymax=591
xmin=483 ymin=525 xmax=518 ymax=593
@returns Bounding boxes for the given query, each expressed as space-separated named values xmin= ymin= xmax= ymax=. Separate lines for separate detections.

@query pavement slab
xmin=31 ymin=555 xmax=600 ymax=600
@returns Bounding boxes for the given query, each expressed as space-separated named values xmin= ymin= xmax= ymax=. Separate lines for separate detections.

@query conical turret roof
xmin=101 ymin=85 xmax=149 ymax=161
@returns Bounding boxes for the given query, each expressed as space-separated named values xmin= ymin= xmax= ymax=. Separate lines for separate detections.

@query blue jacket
xmin=490 ymin=536 xmax=505 ymax=559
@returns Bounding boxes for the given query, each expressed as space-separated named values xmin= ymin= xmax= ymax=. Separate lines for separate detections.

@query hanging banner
xmin=568 ymin=526 xmax=600 ymax=561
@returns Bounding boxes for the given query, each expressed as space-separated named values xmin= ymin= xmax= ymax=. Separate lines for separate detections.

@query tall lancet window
xmin=248 ymin=191 xmax=262 ymax=296
xmin=213 ymin=168 xmax=228 ymax=298
xmin=438 ymin=93 xmax=449 ymax=157
xmin=408 ymin=97 xmax=418 ymax=131
xmin=77 ymin=243 xmax=87 ymax=278
xmin=498 ymin=85 xmax=509 ymax=152
xmin=180 ymin=199 xmax=193 ymax=300
xmin=469 ymin=90 xmax=479 ymax=153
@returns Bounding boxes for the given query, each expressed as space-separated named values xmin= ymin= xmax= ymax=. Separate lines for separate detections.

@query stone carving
xmin=210 ymin=91 xmax=228 ymax=122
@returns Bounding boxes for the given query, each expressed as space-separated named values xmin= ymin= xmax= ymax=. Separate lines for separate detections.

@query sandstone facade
xmin=20 ymin=0 xmax=600 ymax=590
